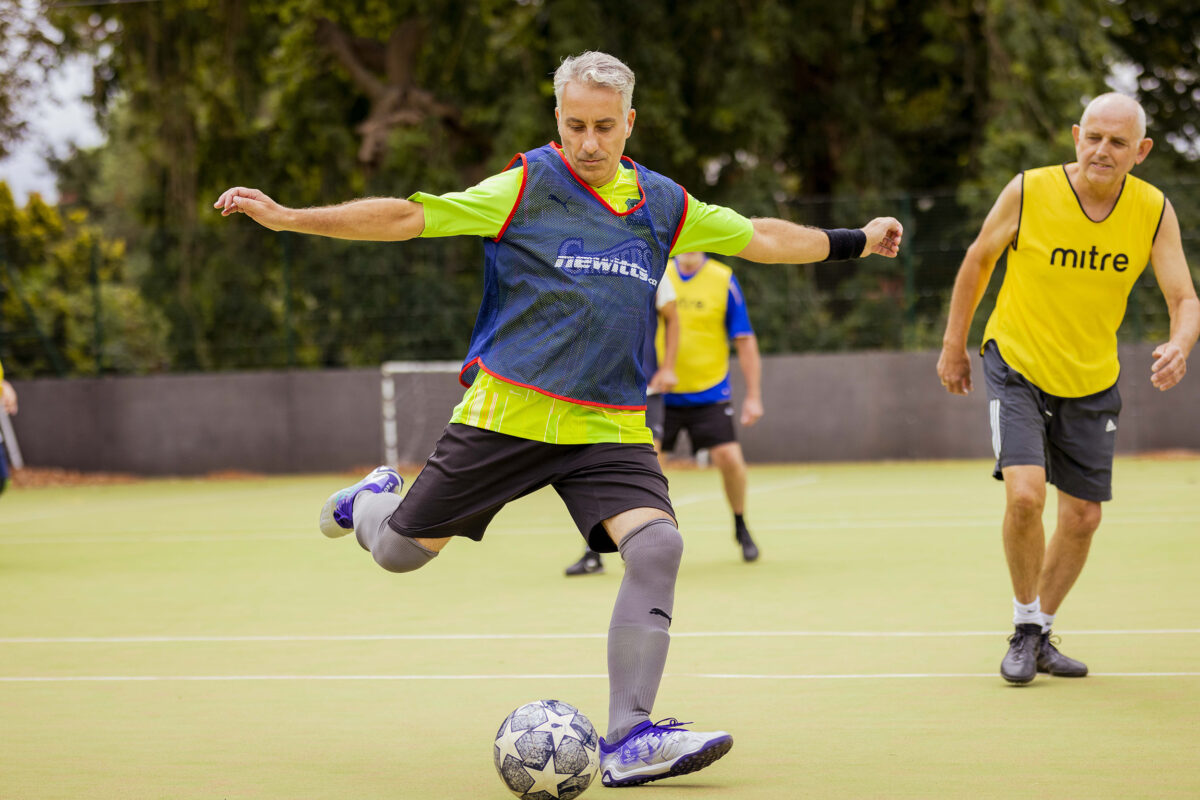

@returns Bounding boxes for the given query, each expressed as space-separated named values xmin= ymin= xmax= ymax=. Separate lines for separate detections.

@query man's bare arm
xmin=648 ymin=301 xmax=680 ymax=395
xmin=936 ymin=175 xmax=1022 ymax=395
xmin=733 ymin=334 xmax=762 ymax=427
xmin=1147 ymin=199 xmax=1200 ymax=391
xmin=214 ymin=188 xmax=425 ymax=242
xmin=737 ymin=216 xmax=903 ymax=264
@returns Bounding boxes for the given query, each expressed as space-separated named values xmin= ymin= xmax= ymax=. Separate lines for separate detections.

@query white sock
xmin=1040 ymin=611 xmax=1055 ymax=634
xmin=1012 ymin=597 xmax=1042 ymax=627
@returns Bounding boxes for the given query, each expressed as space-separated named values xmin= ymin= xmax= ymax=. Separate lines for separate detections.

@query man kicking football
xmin=216 ymin=50 xmax=902 ymax=786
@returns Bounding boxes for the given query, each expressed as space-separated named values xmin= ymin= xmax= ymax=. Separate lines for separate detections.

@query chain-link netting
xmin=2 ymin=181 xmax=1197 ymax=376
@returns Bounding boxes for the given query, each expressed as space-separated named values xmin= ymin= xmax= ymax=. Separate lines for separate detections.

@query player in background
xmin=565 ymin=277 xmax=678 ymax=576
xmin=217 ymin=51 xmax=902 ymax=786
xmin=0 ymin=358 xmax=17 ymax=495
xmin=661 ymin=252 xmax=762 ymax=562
xmin=937 ymin=93 xmax=1199 ymax=685
xmin=566 ymin=250 xmax=762 ymax=573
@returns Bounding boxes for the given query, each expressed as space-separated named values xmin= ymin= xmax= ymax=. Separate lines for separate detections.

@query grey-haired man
xmin=218 ymin=50 xmax=902 ymax=786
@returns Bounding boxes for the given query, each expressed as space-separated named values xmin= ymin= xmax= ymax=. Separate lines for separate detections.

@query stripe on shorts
xmin=989 ymin=398 xmax=1001 ymax=460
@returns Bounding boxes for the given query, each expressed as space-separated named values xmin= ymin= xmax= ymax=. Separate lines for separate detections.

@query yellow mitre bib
xmin=983 ymin=165 xmax=1164 ymax=397
xmin=657 ymin=258 xmax=734 ymax=394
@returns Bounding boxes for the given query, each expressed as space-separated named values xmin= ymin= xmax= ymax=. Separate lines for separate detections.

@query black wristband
xmin=822 ymin=228 xmax=868 ymax=261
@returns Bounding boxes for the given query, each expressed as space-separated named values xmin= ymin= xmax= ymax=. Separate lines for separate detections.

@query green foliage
xmin=1111 ymin=0 xmax=1200 ymax=162
xmin=0 ymin=2 xmax=59 ymax=160
xmin=0 ymin=182 xmax=168 ymax=377
xmin=10 ymin=0 xmax=1197 ymax=375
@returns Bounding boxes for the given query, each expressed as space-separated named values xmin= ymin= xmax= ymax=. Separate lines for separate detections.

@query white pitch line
xmin=0 ymin=477 xmax=823 ymax=531
xmin=0 ymin=533 xmax=314 ymax=545
xmin=0 ymin=484 xmax=315 ymax=527
xmin=671 ymin=475 xmax=820 ymax=507
xmin=6 ymin=512 xmax=1198 ymax=544
xmin=2 ymin=671 xmax=1198 ymax=683
xmin=0 ymin=674 xmax=606 ymax=683
xmin=681 ymin=672 xmax=1200 ymax=680
xmin=2 ymin=629 xmax=1198 ymax=644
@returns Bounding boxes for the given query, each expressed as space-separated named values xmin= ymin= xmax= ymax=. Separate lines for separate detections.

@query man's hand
xmin=213 ymin=187 xmax=290 ymax=231
xmin=1151 ymin=342 xmax=1188 ymax=391
xmin=1 ymin=380 xmax=16 ymax=416
xmin=740 ymin=396 xmax=763 ymax=427
xmin=648 ymin=367 xmax=677 ymax=395
xmin=937 ymin=347 xmax=973 ymax=395
xmin=861 ymin=217 xmax=904 ymax=258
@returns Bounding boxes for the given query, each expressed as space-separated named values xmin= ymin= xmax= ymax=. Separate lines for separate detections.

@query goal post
xmin=380 ymin=360 xmax=462 ymax=466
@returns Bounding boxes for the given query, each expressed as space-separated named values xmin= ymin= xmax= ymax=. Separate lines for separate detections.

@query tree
xmin=1110 ymin=0 xmax=1200 ymax=163
xmin=0 ymin=0 xmax=58 ymax=160
xmin=29 ymin=0 xmax=1198 ymax=373
xmin=0 ymin=181 xmax=167 ymax=377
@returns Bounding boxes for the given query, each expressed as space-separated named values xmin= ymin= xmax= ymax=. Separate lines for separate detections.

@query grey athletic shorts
xmin=387 ymin=423 xmax=674 ymax=553
xmin=982 ymin=340 xmax=1121 ymax=502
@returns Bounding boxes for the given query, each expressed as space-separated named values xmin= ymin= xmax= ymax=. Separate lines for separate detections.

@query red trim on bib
xmin=551 ymin=142 xmax=646 ymax=217
xmin=494 ymin=153 xmax=528 ymax=242
xmin=669 ymin=186 xmax=689 ymax=252
xmin=459 ymin=357 xmax=646 ymax=411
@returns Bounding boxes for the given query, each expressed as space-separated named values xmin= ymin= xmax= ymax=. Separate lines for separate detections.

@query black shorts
xmin=386 ymin=423 xmax=674 ymax=553
xmin=982 ymin=341 xmax=1121 ymax=502
xmin=645 ymin=394 xmax=665 ymax=441
xmin=661 ymin=401 xmax=737 ymax=452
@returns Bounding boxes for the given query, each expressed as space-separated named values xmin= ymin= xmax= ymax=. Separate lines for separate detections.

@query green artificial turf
xmin=1 ymin=457 xmax=1197 ymax=799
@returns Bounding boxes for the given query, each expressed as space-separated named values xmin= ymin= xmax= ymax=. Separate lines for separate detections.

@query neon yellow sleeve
xmin=409 ymin=167 xmax=524 ymax=239
xmin=411 ymin=170 xmax=752 ymax=256
xmin=671 ymin=194 xmax=754 ymax=257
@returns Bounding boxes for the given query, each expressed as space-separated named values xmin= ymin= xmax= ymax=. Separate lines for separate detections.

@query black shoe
xmin=1000 ymin=623 xmax=1042 ymax=684
xmin=1037 ymin=631 xmax=1088 ymax=677
xmin=565 ymin=550 xmax=604 ymax=576
xmin=735 ymin=527 xmax=759 ymax=562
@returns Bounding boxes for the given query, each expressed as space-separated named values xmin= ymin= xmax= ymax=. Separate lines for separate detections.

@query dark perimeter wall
xmin=8 ymin=346 xmax=1198 ymax=475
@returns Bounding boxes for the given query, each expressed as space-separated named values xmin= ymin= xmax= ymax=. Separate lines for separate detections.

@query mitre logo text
xmin=1048 ymin=246 xmax=1130 ymax=272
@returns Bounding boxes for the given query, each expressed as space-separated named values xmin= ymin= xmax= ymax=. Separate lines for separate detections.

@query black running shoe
xmin=735 ymin=526 xmax=759 ymax=562
xmin=565 ymin=550 xmax=604 ymax=576
xmin=1000 ymin=623 xmax=1042 ymax=684
xmin=1037 ymin=631 xmax=1088 ymax=677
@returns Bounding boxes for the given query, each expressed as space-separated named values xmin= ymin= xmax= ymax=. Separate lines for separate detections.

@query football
xmin=493 ymin=699 xmax=600 ymax=799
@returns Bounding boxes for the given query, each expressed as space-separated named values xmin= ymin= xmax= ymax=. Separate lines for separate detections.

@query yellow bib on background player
xmin=983 ymin=165 xmax=1164 ymax=397
xmin=657 ymin=258 xmax=734 ymax=394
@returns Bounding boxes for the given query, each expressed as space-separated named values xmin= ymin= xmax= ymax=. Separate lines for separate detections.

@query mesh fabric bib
xmin=983 ymin=165 xmax=1164 ymax=397
xmin=461 ymin=144 xmax=687 ymax=409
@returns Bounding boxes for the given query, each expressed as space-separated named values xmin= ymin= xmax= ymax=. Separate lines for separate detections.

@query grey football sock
xmin=606 ymin=518 xmax=683 ymax=742
xmin=353 ymin=492 xmax=437 ymax=573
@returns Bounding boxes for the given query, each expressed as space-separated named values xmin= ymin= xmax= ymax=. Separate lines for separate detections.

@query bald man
xmin=937 ymin=93 xmax=1200 ymax=685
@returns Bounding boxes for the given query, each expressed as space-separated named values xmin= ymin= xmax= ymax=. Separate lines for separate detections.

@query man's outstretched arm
xmin=736 ymin=216 xmax=903 ymax=264
xmin=214 ymin=188 xmax=426 ymax=242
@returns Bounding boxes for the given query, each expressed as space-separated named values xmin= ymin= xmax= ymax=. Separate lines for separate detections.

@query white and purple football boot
xmin=599 ymin=718 xmax=733 ymax=787
xmin=318 ymin=466 xmax=403 ymax=538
